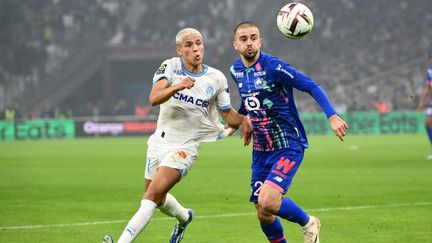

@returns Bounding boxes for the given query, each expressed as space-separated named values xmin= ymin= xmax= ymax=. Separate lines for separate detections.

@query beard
xmin=243 ymin=48 xmax=258 ymax=62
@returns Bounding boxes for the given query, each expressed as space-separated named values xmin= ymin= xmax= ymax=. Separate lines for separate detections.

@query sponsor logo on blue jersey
xmin=254 ymin=78 xmax=264 ymax=89
xmin=253 ymin=71 xmax=266 ymax=77
xmin=233 ymin=72 xmax=244 ymax=78
xmin=245 ymin=96 xmax=261 ymax=111
xmin=173 ymin=92 xmax=210 ymax=108
xmin=240 ymin=91 xmax=260 ymax=98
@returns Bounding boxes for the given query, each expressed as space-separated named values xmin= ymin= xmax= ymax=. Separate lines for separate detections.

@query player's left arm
xmin=296 ymin=71 xmax=349 ymax=141
xmin=275 ymin=62 xmax=348 ymax=141
xmin=217 ymin=71 xmax=252 ymax=145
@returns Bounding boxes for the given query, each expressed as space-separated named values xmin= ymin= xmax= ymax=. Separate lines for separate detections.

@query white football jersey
xmin=152 ymin=57 xmax=232 ymax=144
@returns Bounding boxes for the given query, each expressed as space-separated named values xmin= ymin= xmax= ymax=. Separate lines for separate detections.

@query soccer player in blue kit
xmin=229 ymin=22 xmax=349 ymax=243
xmin=418 ymin=50 xmax=432 ymax=160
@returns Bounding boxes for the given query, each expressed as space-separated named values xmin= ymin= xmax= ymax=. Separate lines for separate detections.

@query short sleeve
xmin=215 ymin=71 xmax=232 ymax=110
xmin=152 ymin=59 xmax=174 ymax=85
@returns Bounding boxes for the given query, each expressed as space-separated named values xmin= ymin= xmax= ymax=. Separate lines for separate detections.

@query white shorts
xmin=427 ymin=106 xmax=432 ymax=117
xmin=144 ymin=134 xmax=199 ymax=180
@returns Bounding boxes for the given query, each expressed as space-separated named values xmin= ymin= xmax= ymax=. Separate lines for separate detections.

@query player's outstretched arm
xmin=149 ymin=77 xmax=196 ymax=106
xmin=328 ymin=114 xmax=349 ymax=141
xmin=239 ymin=115 xmax=252 ymax=146
xmin=219 ymin=109 xmax=252 ymax=146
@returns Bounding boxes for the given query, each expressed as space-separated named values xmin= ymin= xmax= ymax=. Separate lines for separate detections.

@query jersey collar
xmin=181 ymin=59 xmax=208 ymax=77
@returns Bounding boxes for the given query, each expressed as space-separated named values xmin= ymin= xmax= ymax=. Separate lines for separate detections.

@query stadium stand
xmin=0 ymin=0 xmax=431 ymax=119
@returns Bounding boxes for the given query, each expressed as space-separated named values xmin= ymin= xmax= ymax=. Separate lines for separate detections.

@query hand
xmin=328 ymin=114 xmax=349 ymax=141
xmin=239 ymin=116 xmax=252 ymax=146
xmin=224 ymin=123 xmax=238 ymax=137
xmin=418 ymin=102 xmax=425 ymax=110
xmin=177 ymin=76 xmax=196 ymax=90
xmin=224 ymin=116 xmax=252 ymax=146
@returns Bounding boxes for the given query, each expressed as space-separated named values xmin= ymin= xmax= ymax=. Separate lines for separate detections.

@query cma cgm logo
xmin=173 ymin=92 xmax=210 ymax=108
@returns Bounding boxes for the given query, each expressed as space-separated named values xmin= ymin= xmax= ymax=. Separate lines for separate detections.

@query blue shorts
xmin=250 ymin=147 xmax=304 ymax=203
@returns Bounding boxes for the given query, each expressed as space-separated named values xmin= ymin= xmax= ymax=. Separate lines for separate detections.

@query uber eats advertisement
xmin=301 ymin=111 xmax=426 ymax=135
xmin=0 ymin=112 xmax=426 ymax=142
xmin=0 ymin=119 xmax=75 ymax=141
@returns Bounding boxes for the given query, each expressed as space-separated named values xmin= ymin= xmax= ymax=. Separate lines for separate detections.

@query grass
xmin=0 ymin=135 xmax=431 ymax=242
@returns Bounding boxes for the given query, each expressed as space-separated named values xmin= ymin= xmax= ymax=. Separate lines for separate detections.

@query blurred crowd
xmin=0 ymin=0 xmax=431 ymax=120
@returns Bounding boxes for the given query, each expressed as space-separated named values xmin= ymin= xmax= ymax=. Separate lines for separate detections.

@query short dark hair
xmin=233 ymin=21 xmax=259 ymax=35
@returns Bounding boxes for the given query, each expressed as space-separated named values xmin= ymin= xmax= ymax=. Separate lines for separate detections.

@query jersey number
xmin=253 ymin=181 xmax=264 ymax=197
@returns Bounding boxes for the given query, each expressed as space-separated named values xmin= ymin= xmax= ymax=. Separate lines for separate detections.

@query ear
xmin=232 ymin=40 xmax=238 ymax=51
xmin=176 ymin=45 xmax=181 ymax=56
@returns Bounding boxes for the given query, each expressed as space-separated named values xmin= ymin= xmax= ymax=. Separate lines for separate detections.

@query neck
xmin=183 ymin=63 xmax=204 ymax=74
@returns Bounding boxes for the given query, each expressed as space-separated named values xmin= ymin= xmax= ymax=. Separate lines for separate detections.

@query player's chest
xmin=235 ymin=69 xmax=274 ymax=94
xmin=171 ymin=75 xmax=218 ymax=107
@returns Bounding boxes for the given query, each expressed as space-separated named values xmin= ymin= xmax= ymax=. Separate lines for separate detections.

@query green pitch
xmin=0 ymin=135 xmax=431 ymax=242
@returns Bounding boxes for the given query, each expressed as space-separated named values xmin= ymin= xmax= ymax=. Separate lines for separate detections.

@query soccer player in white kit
xmin=103 ymin=28 xmax=252 ymax=243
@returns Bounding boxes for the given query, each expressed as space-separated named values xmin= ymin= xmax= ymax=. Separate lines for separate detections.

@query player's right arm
xmin=149 ymin=77 xmax=195 ymax=106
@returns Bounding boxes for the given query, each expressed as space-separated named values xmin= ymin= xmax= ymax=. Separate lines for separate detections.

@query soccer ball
xmin=276 ymin=2 xmax=314 ymax=39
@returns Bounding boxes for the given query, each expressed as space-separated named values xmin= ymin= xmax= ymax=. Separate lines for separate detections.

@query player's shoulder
xmin=161 ymin=57 xmax=181 ymax=66
xmin=157 ymin=57 xmax=181 ymax=73
xmin=230 ymin=59 xmax=244 ymax=72
xmin=204 ymin=64 xmax=227 ymax=80
xmin=261 ymin=52 xmax=296 ymax=78
xmin=261 ymin=51 xmax=290 ymax=68
xmin=153 ymin=57 xmax=179 ymax=83
xmin=205 ymin=64 xmax=222 ymax=75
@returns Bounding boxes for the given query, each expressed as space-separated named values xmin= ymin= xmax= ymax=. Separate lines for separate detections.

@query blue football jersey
xmin=426 ymin=64 xmax=432 ymax=105
xmin=230 ymin=51 xmax=335 ymax=151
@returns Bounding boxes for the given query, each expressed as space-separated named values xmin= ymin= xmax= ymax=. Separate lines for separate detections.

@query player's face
xmin=176 ymin=34 xmax=204 ymax=71
xmin=233 ymin=26 xmax=262 ymax=62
